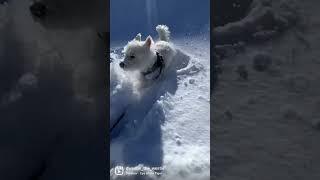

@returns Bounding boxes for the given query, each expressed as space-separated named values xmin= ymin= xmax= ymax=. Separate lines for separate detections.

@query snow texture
xmin=213 ymin=0 xmax=320 ymax=179
xmin=213 ymin=0 xmax=301 ymax=45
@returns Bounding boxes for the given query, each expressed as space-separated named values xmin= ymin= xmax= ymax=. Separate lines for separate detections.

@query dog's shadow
xmin=110 ymin=49 xmax=190 ymax=168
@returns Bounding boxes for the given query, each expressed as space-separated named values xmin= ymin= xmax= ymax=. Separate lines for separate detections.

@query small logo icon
xmin=115 ymin=166 xmax=124 ymax=176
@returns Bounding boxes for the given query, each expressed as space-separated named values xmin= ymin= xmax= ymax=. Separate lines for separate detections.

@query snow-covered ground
xmin=110 ymin=35 xmax=210 ymax=180
xmin=213 ymin=0 xmax=320 ymax=179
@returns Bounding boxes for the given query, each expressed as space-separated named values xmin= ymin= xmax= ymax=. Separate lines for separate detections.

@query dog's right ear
xmin=134 ymin=33 xmax=142 ymax=41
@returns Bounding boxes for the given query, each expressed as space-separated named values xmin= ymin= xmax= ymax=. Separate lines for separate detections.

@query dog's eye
xmin=130 ymin=55 xmax=135 ymax=59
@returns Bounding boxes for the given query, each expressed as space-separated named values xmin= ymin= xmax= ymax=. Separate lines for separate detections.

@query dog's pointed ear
xmin=144 ymin=36 xmax=153 ymax=48
xmin=134 ymin=33 xmax=142 ymax=41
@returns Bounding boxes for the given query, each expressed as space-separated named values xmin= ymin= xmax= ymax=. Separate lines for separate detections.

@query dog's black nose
xmin=30 ymin=2 xmax=47 ymax=18
xmin=119 ymin=62 xmax=125 ymax=68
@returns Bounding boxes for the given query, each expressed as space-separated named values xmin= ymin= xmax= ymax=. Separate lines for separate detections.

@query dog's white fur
xmin=120 ymin=25 xmax=176 ymax=77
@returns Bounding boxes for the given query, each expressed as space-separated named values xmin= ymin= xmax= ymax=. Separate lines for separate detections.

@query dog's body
xmin=120 ymin=25 xmax=176 ymax=82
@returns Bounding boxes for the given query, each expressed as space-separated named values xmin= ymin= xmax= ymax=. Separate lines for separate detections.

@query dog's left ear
xmin=144 ymin=36 xmax=153 ymax=48
xmin=134 ymin=33 xmax=142 ymax=41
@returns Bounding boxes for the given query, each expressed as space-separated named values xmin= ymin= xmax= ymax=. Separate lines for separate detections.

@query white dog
xmin=119 ymin=25 xmax=176 ymax=81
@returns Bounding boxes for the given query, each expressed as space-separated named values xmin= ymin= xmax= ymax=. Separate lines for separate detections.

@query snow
xmin=213 ymin=0 xmax=320 ymax=179
xmin=213 ymin=0 xmax=301 ymax=45
xmin=110 ymin=35 xmax=210 ymax=180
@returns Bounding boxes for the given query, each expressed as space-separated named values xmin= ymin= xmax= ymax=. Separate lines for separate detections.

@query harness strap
xmin=141 ymin=52 xmax=165 ymax=80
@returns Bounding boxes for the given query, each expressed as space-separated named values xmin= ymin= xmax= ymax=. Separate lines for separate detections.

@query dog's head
xmin=119 ymin=34 xmax=154 ymax=71
xmin=29 ymin=0 xmax=107 ymax=31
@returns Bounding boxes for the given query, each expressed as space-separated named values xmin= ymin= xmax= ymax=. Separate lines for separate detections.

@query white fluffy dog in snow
xmin=119 ymin=25 xmax=176 ymax=82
